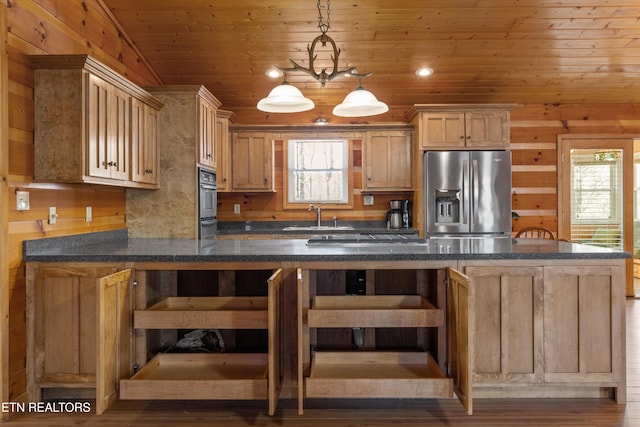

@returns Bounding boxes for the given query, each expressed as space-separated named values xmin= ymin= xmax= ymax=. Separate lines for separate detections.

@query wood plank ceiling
xmin=101 ymin=0 xmax=640 ymax=117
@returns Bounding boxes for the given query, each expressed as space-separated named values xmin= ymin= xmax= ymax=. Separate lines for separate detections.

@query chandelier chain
xmin=317 ymin=0 xmax=330 ymax=35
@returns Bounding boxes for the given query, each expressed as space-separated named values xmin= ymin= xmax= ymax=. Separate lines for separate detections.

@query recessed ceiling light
xmin=415 ymin=67 xmax=434 ymax=77
xmin=265 ymin=68 xmax=283 ymax=78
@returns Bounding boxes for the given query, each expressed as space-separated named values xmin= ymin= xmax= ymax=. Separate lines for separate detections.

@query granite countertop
xmin=22 ymin=230 xmax=631 ymax=263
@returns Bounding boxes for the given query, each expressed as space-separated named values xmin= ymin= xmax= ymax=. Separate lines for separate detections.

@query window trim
xmin=282 ymin=138 xmax=354 ymax=210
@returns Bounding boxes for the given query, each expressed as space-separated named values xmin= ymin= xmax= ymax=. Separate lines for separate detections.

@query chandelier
xmin=257 ymin=0 xmax=388 ymax=117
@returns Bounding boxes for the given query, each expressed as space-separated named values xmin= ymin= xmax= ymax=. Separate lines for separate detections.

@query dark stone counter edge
xmin=23 ymin=253 xmax=630 ymax=263
xmin=22 ymin=229 xmax=632 ymax=263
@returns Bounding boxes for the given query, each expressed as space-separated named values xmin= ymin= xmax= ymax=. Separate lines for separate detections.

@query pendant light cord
xmin=317 ymin=0 xmax=331 ymax=35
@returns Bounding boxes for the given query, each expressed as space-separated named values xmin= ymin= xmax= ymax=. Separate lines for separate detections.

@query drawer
xmin=304 ymin=351 xmax=452 ymax=399
xmin=308 ymin=295 xmax=444 ymax=328
xmin=134 ymin=296 xmax=268 ymax=329
xmin=120 ymin=353 xmax=268 ymax=400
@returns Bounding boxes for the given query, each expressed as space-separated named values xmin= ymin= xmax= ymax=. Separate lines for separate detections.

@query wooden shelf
xmin=305 ymin=351 xmax=451 ymax=399
xmin=120 ymin=353 xmax=268 ymax=400
xmin=134 ymin=296 xmax=268 ymax=329
xmin=308 ymin=295 xmax=444 ymax=328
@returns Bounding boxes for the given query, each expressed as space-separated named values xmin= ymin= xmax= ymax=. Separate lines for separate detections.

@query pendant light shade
xmin=257 ymin=81 xmax=315 ymax=113
xmin=332 ymin=86 xmax=389 ymax=117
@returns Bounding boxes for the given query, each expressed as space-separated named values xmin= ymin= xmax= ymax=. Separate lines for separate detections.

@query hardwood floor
xmin=7 ymin=298 xmax=640 ymax=426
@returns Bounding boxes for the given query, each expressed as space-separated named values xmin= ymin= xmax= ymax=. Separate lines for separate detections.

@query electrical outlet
xmin=16 ymin=191 xmax=30 ymax=211
xmin=48 ymin=207 xmax=57 ymax=224
xmin=363 ymin=194 xmax=374 ymax=206
xmin=86 ymin=206 xmax=92 ymax=222
xmin=234 ymin=204 xmax=241 ymax=214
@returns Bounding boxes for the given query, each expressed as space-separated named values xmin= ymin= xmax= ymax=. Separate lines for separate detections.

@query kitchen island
xmin=23 ymin=230 xmax=630 ymax=416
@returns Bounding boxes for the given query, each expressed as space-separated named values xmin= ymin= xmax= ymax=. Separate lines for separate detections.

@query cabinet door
xmin=215 ymin=116 xmax=230 ymax=190
xmin=447 ymin=268 xmax=473 ymax=415
xmin=543 ymin=265 xmax=624 ymax=386
xmin=96 ymin=269 xmax=132 ymax=415
xmin=364 ymin=131 xmax=412 ymax=190
xmin=131 ymin=99 xmax=159 ymax=185
xmin=87 ymin=74 xmax=130 ymax=181
xmin=231 ymin=133 xmax=274 ymax=191
xmin=464 ymin=266 xmax=544 ymax=385
xmin=465 ymin=111 xmax=510 ymax=148
xmin=421 ymin=112 xmax=466 ymax=149
xmin=198 ymin=97 xmax=217 ymax=168
xmin=267 ymin=269 xmax=283 ymax=416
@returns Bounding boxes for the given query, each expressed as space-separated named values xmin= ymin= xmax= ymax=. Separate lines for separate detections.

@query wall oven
xmin=198 ymin=168 xmax=217 ymax=239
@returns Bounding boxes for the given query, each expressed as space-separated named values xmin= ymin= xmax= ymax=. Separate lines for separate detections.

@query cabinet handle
xmin=223 ymin=177 xmax=227 ymax=182
xmin=145 ymin=169 xmax=153 ymax=174
xmin=264 ymin=178 xmax=268 ymax=183
xmin=466 ymin=136 xmax=471 ymax=139
xmin=207 ymin=154 xmax=213 ymax=158
xmin=367 ymin=177 xmax=371 ymax=181
xmin=107 ymin=161 xmax=118 ymax=167
xmin=459 ymin=135 xmax=464 ymax=140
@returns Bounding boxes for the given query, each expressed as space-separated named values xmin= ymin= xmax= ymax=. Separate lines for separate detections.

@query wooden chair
xmin=515 ymin=226 xmax=556 ymax=239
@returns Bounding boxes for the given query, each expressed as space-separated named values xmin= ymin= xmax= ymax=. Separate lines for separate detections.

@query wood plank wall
xmin=510 ymin=103 xmax=640 ymax=235
xmin=5 ymin=0 xmax=160 ymax=402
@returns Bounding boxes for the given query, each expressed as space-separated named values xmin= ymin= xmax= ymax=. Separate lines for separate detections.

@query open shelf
xmin=305 ymin=351 xmax=451 ymax=398
xmin=308 ymin=295 xmax=444 ymax=328
xmin=134 ymin=296 xmax=268 ymax=329
xmin=120 ymin=353 xmax=268 ymax=400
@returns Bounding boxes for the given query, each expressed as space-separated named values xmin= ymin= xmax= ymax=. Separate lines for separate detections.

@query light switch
xmin=86 ymin=206 xmax=92 ymax=222
xmin=16 ymin=191 xmax=30 ymax=211
xmin=49 ymin=207 xmax=57 ymax=224
xmin=234 ymin=204 xmax=241 ymax=214
xmin=363 ymin=194 xmax=374 ymax=206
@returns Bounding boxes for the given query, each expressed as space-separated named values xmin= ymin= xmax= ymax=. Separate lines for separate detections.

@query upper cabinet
xmin=198 ymin=91 xmax=221 ymax=169
xmin=230 ymin=132 xmax=274 ymax=192
xmin=215 ymin=110 xmax=236 ymax=192
xmin=30 ymin=55 xmax=163 ymax=189
xmin=364 ymin=130 xmax=413 ymax=191
xmin=406 ymin=104 xmax=514 ymax=150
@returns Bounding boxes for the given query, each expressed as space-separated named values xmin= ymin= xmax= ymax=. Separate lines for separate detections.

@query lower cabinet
xmin=461 ymin=260 xmax=626 ymax=403
xmin=296 ymin=267 xmax=473 ymax=415
xmin=120 ymin=268 xmax=283 ymax=416
xmin=26 ymin=265 xmax=283 ymax=415
xmin=26 ymin=264 xmax=132 ymax=415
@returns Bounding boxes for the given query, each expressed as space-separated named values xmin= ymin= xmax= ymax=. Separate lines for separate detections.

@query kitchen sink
xmin=307 ymin=233 xmax=426 ymax=245
xmin=282 ymin=225 xmax=354 ymax=231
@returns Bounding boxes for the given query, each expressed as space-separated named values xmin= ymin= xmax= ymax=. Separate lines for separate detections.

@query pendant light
xmin=332 ymin=78 xmax=389 ymax=117
xmin=257 ymin=0 xmax=387 ymax=117
xmin=257 ymin=76 xmax=315 ymax=113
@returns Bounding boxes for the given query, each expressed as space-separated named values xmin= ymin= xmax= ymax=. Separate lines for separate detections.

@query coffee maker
xmin=387 ymin=200 xmax=410 ymax=229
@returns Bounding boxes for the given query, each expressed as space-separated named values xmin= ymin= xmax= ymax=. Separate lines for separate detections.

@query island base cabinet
xmin=462 ymin=261 xmax=626 ymax=404
xmin=26 ymin=264 xmax=132 ymax=415
xmin=297 ymin=267 xmax=473 ymax=415
xmin=121 ymin=268 xmax=283 ymax=416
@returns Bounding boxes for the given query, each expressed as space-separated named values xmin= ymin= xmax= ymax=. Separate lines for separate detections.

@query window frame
xmin=282 ymin=138 xmax=354 ymax=210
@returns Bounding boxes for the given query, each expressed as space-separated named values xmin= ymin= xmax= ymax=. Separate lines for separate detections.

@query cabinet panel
xmin=421 ymin=113 xmax=465 ymax=149
xmin=543 ymin=265 xmax=622 ymax=383
xmin=231 ymin=133 xmax=274 ymax=191
xmin=464 ymin=266 xmax=543 ymax=385
xmin=131 ymin=99 xmax=159 ymax=185
xmin=198 ymin=97 xmax=217 ymax=168
xmin=86 ymin=75 xmax=130 ymax=181
xmin=364 ymin=131 xmax=412 ymax=190
xmin=465 ymin=111 xmax=510 ymax=148
xmin=215 ymin=114 xmax=231 ymax=191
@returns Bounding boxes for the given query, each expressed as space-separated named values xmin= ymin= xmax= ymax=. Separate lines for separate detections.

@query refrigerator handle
xmin=472 ymin=159 xmax=479 ymax=226
xmin=462 ymin=160 xmax=468 ymax=225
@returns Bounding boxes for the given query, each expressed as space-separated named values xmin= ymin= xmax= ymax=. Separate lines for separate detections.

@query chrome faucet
xmin=308 ymin=204 xmax=323 ymax=227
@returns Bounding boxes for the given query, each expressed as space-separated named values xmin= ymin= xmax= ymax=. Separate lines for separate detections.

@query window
xmin=570 ymin=148 xmax=623 ymax=248
xmin=287 ymin=139 xmax=349 ymax=204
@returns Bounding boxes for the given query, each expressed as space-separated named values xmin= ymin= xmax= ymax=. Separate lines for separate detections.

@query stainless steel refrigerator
xmin=424 ymin=150 xmax=512 ymax=237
